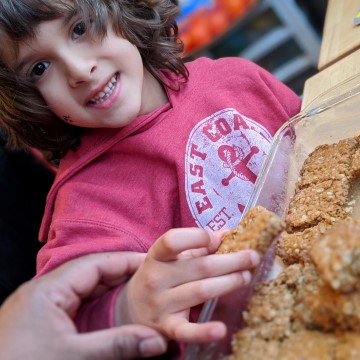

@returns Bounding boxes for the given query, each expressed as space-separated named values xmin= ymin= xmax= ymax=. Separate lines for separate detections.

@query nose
xmin=62 ymin=51 xmax=97 ymax=88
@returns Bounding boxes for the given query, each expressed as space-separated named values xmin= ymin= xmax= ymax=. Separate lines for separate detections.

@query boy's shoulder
xmin=185 ymin=56 xmax=260 ymax=75
xmin=184 ymin=57 xmax=267 ymax=84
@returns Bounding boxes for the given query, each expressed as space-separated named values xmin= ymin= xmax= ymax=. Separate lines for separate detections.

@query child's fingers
xmin=178 ymin=229 xmax=229 ymax=258
xmin=148 ymin=228 xmax=243 ymax=262
xmin=148 ymin=228 xmax=213 ymax=261
xmin=159 ymin=271 xmax=252 ymax=314
xmin=164 ymin=317 xmax=227 ymax=344
xmin=148 ymin=250 xmax=259 ymax=289
xmin=184 ymin=250 xmax=260 ymax=282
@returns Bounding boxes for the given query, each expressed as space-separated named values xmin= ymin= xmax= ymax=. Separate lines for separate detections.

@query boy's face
xmin=13 ymin=17 xmax=167 ymax=128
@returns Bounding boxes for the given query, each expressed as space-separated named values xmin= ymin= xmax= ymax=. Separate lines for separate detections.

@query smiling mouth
xmin=88 ymin=73 xmax=119 ymax=105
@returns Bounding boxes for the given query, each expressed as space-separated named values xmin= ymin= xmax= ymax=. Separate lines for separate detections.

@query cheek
xmin=42 ymin=93 xmax=63 ymax=116
xmin=112 ymin=39 xmax=143 ymax=68
xmin=41 ymin=92 xmax=74 ymax=123
xmin=38 ymin=72 xmax=69 ymax=111
xmin=39 ymin=83 xmax=73 ymax=119
xmin=38 ymin=83 xmax=58 ymax=110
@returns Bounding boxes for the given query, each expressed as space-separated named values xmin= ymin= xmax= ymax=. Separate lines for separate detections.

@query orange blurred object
xmin=208 ymin=8 xmax=231 ymax=36
xmin=179 ymin=0 xmax=255 ymax=55
xmin=188 ymin=14 xmax=213 ymax=49
xmin=180 ymin=31 xmax=196 ymax=54
xmin=220 ymin=0 xmax=248 ymax=19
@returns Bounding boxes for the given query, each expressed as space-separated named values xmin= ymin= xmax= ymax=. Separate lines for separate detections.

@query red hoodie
xmin=37 ymin=57 xmax=301 ymax=334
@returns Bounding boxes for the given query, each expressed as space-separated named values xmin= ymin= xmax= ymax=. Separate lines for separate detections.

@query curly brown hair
xmin=0 ymin=0 xmax=187 ymax=163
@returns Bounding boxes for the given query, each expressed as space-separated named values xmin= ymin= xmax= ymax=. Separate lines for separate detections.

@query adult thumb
xmin=73 ymin=325 xmax=167 ymax=359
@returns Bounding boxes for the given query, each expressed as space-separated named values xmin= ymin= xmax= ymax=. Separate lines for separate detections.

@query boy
xmin=0 ymin=0 xmax=301 ymax=353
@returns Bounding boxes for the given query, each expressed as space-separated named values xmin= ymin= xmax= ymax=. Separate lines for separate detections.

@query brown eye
xmin=72 ymin=21 xmax=86 ymax=39
xmin=30 ymin=62 xmax=49 ymax=79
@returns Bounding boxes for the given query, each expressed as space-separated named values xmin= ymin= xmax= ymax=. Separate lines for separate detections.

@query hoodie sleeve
xmin=75 ymin=285 xmax=123 ymax=331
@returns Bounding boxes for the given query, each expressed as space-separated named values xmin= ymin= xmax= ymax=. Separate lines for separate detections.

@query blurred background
xmin=0 ymin=129 xmax=54 ymax=304
xmin=177 ymin=0 xmax=328 ymax=96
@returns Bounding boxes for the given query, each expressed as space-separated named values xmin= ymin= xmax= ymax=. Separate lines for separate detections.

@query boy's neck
xmin=142 ymin=68 xmax=169 ymax=114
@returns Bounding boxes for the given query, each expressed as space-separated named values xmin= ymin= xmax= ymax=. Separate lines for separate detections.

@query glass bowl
xmin=184 ymin=73 xmax=360 ymax=360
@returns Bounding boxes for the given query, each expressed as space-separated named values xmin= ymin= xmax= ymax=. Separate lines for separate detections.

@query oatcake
xmin=216 ymin=205 xmax=285 ymax=256
xmin=227 ymin=135 xmax=360 ymax=359
xmin=310 ymin=218 xmax=360 ymax=293
xmin=276 ymin=222 xmax=332 ymax=265
xmin=230 ymin=260 xmax=360 ymax=359
xmin=296 ymin=137 xmax=360 ymax=189
xmin=276 ymin=135 xmax=360 ymax=265
xmin=284 ymin=177 xmax=351 ymax=232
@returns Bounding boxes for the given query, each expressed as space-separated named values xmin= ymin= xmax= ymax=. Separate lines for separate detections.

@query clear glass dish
xmin=184 ymin=73 xmax=360 ymax=360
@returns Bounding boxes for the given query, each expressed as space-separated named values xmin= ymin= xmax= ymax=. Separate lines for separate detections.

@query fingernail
xmin=242 ymin=270 xmax=251 ymax=284
xmin=250 ymin=251 xmax=260 ymax=266
xmin=139 ymin=336 xmax=167 ymax=357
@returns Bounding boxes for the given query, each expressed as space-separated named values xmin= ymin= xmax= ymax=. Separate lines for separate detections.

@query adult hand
xmin=115 ymin=228 xmax=260 ymax=343
xmin=0 ymin=252 xmax=167 ymax=360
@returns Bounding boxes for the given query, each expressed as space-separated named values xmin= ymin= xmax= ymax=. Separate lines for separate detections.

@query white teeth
xmin=89 ymin=75 xmax=117 ymax=104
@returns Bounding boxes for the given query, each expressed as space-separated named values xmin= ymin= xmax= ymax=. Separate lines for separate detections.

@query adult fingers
xmin=71 ymin=325 xmax=167 ymax=360
xmin=37 ymin=252 xmax=146 ymax=313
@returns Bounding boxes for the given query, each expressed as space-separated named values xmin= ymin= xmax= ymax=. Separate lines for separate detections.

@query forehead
xmin=0 ymin=0 xmax=77 ymax=67
xmin=3 ymin=18 xmax=83 ymax=75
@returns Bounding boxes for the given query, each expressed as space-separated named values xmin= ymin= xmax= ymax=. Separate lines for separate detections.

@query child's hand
xmin=115 ymin=228 xmax=260 ymax=343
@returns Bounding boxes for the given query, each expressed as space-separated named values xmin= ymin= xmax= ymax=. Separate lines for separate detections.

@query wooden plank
xmin=302 ymin=49 xmax=360 ymax=110
xmin=318 ymin=0 xmax=360 ymax=70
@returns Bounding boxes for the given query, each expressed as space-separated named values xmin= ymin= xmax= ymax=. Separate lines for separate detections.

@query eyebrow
xmin=63 ymin=8 xmax=78 ymax=26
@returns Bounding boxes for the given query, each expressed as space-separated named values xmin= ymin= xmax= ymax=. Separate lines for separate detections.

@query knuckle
xmin=163 ymin=318 xmax=183 ymax=340
xmin=112 ymin=335 xmax=138 ymax=359
xmin=193 ymin=282 xmax=209 ymax=300
xmin=142 ymin=272 xmax=162 ymax=292
xmin=198 ymin=257 xmax=213 ymax=274
xmin=161 ymin=240 xmax=173 ymax=254
xmin=148 ymin=295 xmax=163 ymax=312
xmin=160 ymin=231 xmax=176 ymax=252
